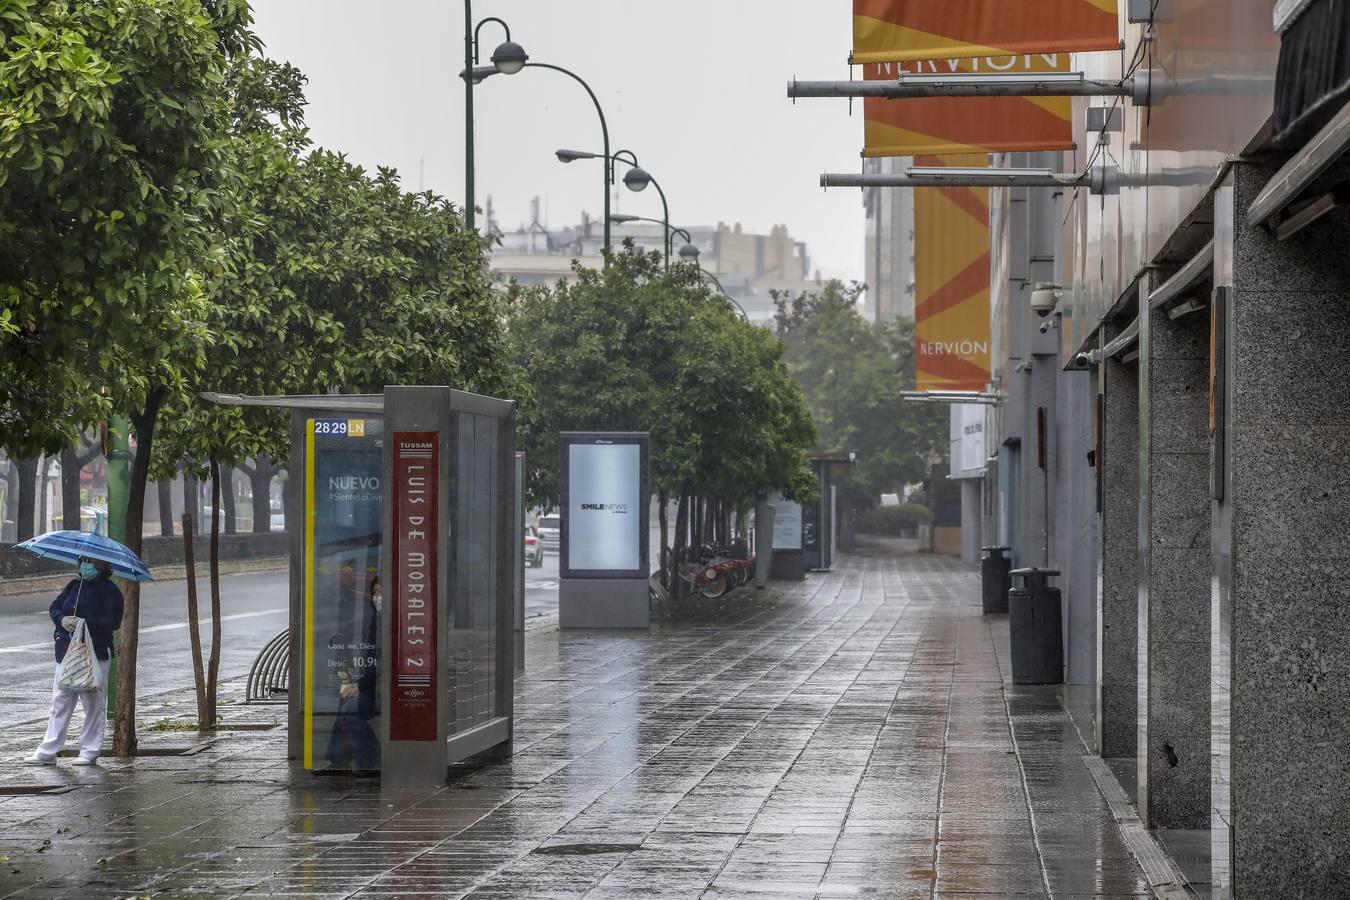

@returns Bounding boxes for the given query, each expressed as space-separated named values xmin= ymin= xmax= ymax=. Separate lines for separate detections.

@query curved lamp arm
xmin=611 ymin=149 xmax=640 ymax=169
xmin=522 ymin=62 xmax=612 ymax=255
xmin=700 ymin=269 xmax=748 ymax=321
xmin=472 ymin=17 xmax=512 ymax=62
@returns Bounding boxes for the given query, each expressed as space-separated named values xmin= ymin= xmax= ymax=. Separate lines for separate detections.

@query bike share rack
xmin=245 ymin=629 xmax=291 ymax=704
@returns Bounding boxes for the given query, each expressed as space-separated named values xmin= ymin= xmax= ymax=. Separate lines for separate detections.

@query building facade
xmin=863 ymin=156 xmax=915 ymax=324
xmin=487 ymin=202 xmax=819 ymax=327
xmin=965 ymin=1 xmax=1350 ymax=894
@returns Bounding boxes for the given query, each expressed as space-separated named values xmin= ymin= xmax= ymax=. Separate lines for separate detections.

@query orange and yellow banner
xmin=914 ymin=154 xmax=991 ymax=392
xmin=864 ymin=54 xmax=1073 ymax=156
xmin=853 ymin=0 xmax=1119 ymax=65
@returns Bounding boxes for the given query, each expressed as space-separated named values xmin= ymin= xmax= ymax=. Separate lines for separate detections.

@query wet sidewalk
xmin=1 ymin=542 xmax=1154 ymax=898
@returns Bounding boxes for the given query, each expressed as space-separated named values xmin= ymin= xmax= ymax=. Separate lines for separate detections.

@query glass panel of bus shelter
xmin=304 ymin=415 xmax=384 ymax=772
xmin=449 ymin=412 xmax=499 ymax=733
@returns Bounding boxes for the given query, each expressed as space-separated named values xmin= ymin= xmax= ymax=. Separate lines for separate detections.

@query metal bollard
xmin=981 ymin=546 xmax=1012 ymax=614
xmin=1008 ymin=567 xmax=1064 ymax=685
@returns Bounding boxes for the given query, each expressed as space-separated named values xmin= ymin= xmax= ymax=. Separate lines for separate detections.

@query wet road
xmin=0 ymin=556 xmax=563 ymax=727
xmin=0 ymin=543 xmax=1155 ymax=898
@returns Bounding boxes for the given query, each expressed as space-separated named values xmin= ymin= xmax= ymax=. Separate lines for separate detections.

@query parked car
xmin=524 ymin=527 xmax=544 ymax=567
xmin=536 ymin=515 xmax=561 ymax=552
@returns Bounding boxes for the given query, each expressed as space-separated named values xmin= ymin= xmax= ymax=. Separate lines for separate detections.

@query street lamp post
xmin=609 ymin=215 xmax=701 ymax=268
xmin=472 ymin=57 xmax=613 ymax=257
xmin=462 ymin=2 xmax=526 ymax=232
xmin=558 ymin=150 xmax=669 ymax=265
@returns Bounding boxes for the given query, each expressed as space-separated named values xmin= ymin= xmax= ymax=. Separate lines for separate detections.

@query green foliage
xmin=509 ymin=245 xmax=815 ymax=511
xmin=856 ymin=502 xmax=932 ymax=535
xmin=775 ymin=281 xmax=947 ymax=510
xmin=0 ymin=0 xmax=255 ymax=456
xmin=150 ymin=54 xmax=518 ymax=478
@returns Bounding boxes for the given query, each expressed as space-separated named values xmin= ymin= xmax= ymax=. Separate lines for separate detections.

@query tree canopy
xmin=509 ymin=245 xmax=816 ymax=513
xmin=775 ymin=281 xmax=947 ymax=511
xmin=151 ymin=55 xmax=517 ymax=480
xmin=0 ymin=0 xmax=254 ymax=457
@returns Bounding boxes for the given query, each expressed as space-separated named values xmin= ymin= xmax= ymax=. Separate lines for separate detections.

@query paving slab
xmin=0 ymin=540 xmax=1152 ymax=898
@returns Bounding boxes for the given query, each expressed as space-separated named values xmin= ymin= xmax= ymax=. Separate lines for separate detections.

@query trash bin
xmin=981 ymin=546 xmax=1012 ymax=614
xmin=1008 ymin=567 xmax=1064 ymax=685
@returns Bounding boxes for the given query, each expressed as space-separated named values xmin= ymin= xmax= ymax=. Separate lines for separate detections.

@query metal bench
xmin=245 ymin=629 xmax=290 ymax=704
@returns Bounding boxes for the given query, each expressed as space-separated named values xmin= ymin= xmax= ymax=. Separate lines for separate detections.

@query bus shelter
xmin=208 ymin=386 xmax=516 ymax=787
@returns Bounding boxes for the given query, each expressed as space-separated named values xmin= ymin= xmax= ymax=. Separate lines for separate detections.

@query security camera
xmin=1067 ymin=349 xmax=1101 ymax=371
xmin=1030 ymin=282 xmax=1061 ymax=318
xmin=1039 ymin=321 xmax=1053 ymax=334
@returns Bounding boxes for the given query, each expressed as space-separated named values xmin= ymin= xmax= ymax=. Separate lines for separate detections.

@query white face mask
xmin=371 ymin=592 xmax=383 ymax=612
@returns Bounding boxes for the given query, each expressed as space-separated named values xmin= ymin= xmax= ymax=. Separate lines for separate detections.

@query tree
xmin=2 ymin=0 xmax=264 ymax=754
xmin=775 ymin=281 xmax=948 ymax=541
xmin=149 ymin=51 xmax=517 ymax=729
xmin=509 ymin=245 xmax=815 ymax=582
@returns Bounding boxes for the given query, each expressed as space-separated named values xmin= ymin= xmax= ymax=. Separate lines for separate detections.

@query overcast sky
xmin=249 ymin=1 xmax=863 ymax=279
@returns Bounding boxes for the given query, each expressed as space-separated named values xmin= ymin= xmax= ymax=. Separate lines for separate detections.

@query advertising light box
xmin=302 ymin=416 xmax=384 ymax=772
xmin=560 ymin=433 xmax=649 ymax=579
xmin=769 ymin=491 xmax=803 ymax=551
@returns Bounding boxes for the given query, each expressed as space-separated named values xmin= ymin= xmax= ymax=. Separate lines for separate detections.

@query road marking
xmin=0 ymin=607 xmax=288 ymax=654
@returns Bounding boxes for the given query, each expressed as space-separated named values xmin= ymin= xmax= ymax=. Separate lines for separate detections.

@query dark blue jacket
xmin=50 ymin=575 xmax=124 ymax=662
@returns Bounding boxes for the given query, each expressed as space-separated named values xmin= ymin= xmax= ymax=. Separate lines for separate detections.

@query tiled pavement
xmin=0 ymin=541 xmax=1154 ymax=898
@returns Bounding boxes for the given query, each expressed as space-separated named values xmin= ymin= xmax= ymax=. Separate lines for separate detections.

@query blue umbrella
xmin=16 ymin=530 xmax=154 ymax=583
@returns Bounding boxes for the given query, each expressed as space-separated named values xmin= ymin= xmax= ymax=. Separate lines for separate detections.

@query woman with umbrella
xmin=17 ymin=531 xmax=146 ymax=766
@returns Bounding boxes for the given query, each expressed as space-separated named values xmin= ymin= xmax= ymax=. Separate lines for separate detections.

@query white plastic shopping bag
xmin=57 ymin=619 xmax=102 ymax=693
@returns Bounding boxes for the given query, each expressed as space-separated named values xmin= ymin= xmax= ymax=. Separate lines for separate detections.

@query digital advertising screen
xmin=303 ymin=416 xmax=384 ymax=772
xmin=560 ymin=433 xmax=649 ymax=579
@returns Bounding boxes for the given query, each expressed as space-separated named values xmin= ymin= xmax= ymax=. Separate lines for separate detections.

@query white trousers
xmin=36 ymin=658 xmax=112 ymax=760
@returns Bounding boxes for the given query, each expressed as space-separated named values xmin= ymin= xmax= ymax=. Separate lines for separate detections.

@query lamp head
xmin=678 ymin=242 xmax=700 ymax=260
xmin=461 ymin=64 xmax=499 ymax=85
xmin=555 ymin=149 xmax=595 ymax=164
xmin=623 ymin=166 xmax=652 ymax=193
xmin=490 ymin=40 xmax=529 ymax=74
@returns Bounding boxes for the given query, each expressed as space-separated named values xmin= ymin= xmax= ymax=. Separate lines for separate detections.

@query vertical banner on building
xmin=914 ymin=154 xmax=992 ymax=392
xmin=391 ymin=432 xmax=438 ymax=741
xmin=863 ymin=54 xmax=1073 ymax=156
xmin=853 ymin=0 xmax=1119 ymax=64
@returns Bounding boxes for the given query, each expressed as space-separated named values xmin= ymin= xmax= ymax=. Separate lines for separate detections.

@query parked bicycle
xmin=674 ymin=542 xmax=756 ymax=599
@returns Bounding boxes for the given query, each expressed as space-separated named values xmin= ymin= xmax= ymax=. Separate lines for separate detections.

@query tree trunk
xmin=674 ymin=494 xmax=689 ymax=602
xmin=38 ymin=455 xmax=51 ymax=534
xmin=157 ymin=480 xmax=175 ymax=536
xmin=2 ymin=460 xmax=17 ymax=542
xmin=658 ymin=491 xmax=669 ymax=588
xmin=182 ymin=473 xmax=200 ymax=528
xmin=220 ymin=464 xmax=237 ymax=535
xmin=113 ymin=384 xmax=166 ymax=758
xmin=279 ymin=466 xmax=290 ymax=529
xmin=14 ymin=456 xmax=39 ymax=542
xmin=61 ymin=448 xmax=82 ymax=530
xmin=183 ymin=513 xmax=207 ymax=726
xmin=241 ymin=454 xmax=275 ymax=533
xmin=206 ymin=459 xmax=223 ymax=729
